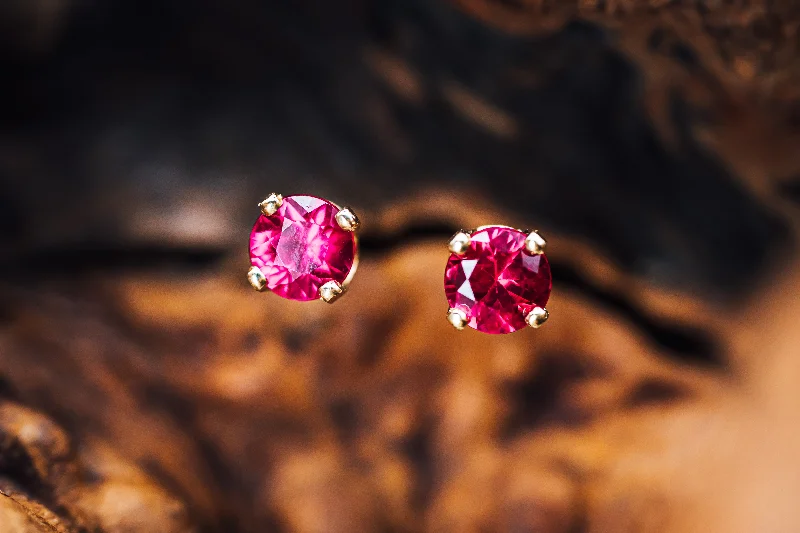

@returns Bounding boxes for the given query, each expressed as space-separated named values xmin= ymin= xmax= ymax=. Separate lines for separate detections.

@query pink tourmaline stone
xmin=249 ymin=195 xmax=356 ymax=301
xmin=444 ymin=226 xmax=552 ymax=334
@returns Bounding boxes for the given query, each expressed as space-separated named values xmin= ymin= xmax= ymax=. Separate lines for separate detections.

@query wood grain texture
xmin=1 ymin=1 xmax=800 ymax=532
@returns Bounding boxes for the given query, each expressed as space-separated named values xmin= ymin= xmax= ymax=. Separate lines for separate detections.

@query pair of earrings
xmin=247 ymin=193 xmax=551 ymax=335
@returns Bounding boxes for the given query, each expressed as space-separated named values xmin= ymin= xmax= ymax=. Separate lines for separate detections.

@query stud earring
xmin=248 ymin=193 xmax=360 ymax=303
xmin=444 ymin=225 xmax=551 ymax=334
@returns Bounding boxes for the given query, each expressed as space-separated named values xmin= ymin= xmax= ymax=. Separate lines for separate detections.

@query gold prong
xmin=448 ymin=231 xmax=472 ymax=255
xmin=258 ymin=193 xmax=283 ymax=216
xmin=335 ymin=207 xmax=360 ymax=232
xmin=319 ymin=280 xmax=344 ymax=303
xmin=525 ymin=230 xmax=546 ymax=255
xmin=247 ymin=266 xmax=267 ymax=292
xmin=447 ymin=308 xmax=468 ymax=330
xmin=525 ymin=306 xmax=549 ymax=328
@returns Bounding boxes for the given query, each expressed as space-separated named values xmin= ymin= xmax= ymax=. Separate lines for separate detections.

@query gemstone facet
xmin=249 ymin=195 xmax=357 ymax=301
xmin=444 ymin=226 xmax=552 ymax=334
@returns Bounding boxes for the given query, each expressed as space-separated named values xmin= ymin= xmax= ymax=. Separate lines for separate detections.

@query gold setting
xmin=258 ymin=193 xmax=283 ymax=216
xmin=319 ymin=280 xmax=345 ymax=303
xmin=447 ymin=308 xmax=468 ymax=330
xmin=335 ymin=207 xmax=360 ymax=232
xmin=446 ymin=225 xmax=551 ymax=332
xmin=525 ymin=230 xmax=546 ymax=255
xmin=249 ymin=194 xmax=361 ymax=303
xmin=247 ymin=266 xmax=267 ymax=292
xmin=330 ymin=203 xmax=360 ymax=302
xmin=525 ymin=306 xmax=549 ymax=328
xmin=448 ymin=231 xmax=472 ymax=255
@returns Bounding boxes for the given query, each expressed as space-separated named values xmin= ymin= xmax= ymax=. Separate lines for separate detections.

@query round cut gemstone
xmin=249 ymin=195 xmax=356 ymax=301
xmin=444 ymin=226 xmax=551 ymax=334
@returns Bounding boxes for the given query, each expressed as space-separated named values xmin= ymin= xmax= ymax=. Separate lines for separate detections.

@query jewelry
xmin=247 ymin=193 xmax=360 ymax=303
xmin=444 ymin=226 xmax=551 ymax=334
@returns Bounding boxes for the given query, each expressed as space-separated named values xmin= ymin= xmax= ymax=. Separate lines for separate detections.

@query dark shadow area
xmin=0 ymin=1 xmax=790 ymax=299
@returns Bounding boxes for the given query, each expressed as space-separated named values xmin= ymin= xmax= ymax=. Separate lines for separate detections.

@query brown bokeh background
xmin=2 ymin=1 xmax=800 ymax=532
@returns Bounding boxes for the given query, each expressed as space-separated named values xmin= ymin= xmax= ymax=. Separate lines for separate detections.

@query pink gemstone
xmin=249 ymin=195 xmax=356 ymax=301
xmin=444 ymin=226 xmax=551 ymax=334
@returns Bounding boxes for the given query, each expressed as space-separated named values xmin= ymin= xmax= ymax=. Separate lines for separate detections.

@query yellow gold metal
xmin=319 ymin=280 xmax=345 ymax=303
xmin=525 ymin=306 xmax=549 ymax=328
xmin=525 ymin=230 xmax=546 ymax=255
xmin=258 ymin=193 xmax=283 ymax=216
xmin=247 ymin=266 xmax=267 ymax=292
xmin=335 ymin=207 xmax=360 ymax=232
xmin=447 ymin=308 xmax=468 ymax=330
xmin=250 ymin=194 xmax=360 ymax=301
xmin=448 ymin=231 xmax=472 ymax=255
xmin=343 ymin=239 xmax=359 ymax=289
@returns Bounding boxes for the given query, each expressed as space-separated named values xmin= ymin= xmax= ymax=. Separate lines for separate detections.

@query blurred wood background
xmin=2 ymin=0 xmax=800 ymax=532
